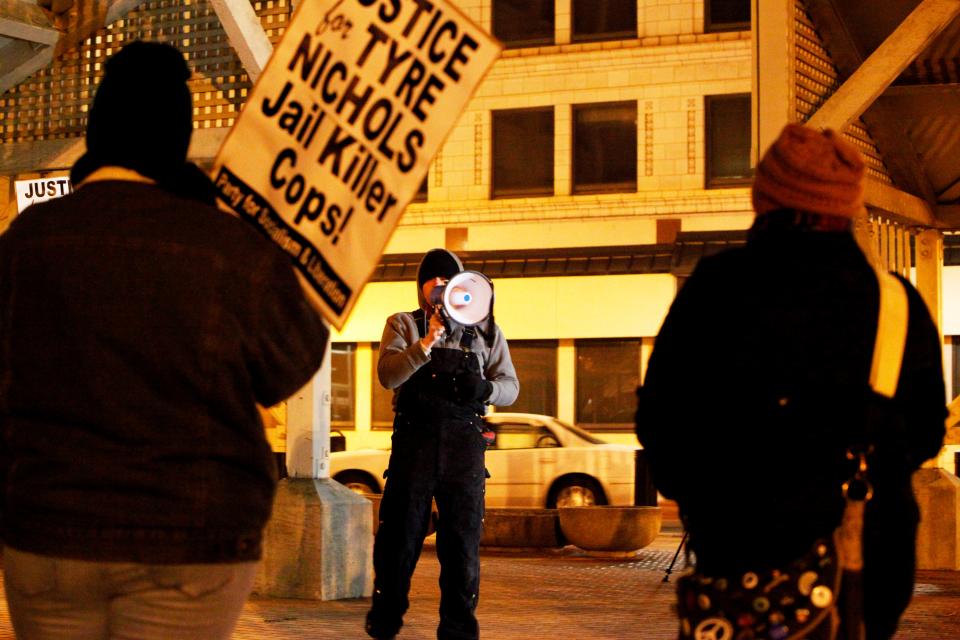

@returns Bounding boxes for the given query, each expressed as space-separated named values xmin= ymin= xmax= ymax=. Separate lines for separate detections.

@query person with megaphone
xmin=366 ymin=248 xmax=519 ymax=640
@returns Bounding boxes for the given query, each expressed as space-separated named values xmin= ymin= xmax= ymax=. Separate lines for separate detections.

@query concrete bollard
xmin=254 ymin=477 xmax=374 ymax=599
xmin=912 ymin=467 xmax=960 ymax=570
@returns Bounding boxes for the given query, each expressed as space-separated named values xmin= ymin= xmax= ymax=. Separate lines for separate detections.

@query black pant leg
xmin=434 ymin=424 xmax=486 ymax=640
xmin=861 ymin=498 xmax=919 ymax=640
xmin=368 ymin=431 xmax=438 ymax=635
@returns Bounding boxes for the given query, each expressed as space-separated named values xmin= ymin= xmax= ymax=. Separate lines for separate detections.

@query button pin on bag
xmin=797 ymin=571 xmax=818 ymax=596
xmin=735 ymin=613 xmax=754 ymax=628
xmin=810 ymin=585 xmax=833 ymax=608
xmin=693 ymin=617 xmax=734 ymax=640
xmin=769 ymin=624 xmax=790 ymax=640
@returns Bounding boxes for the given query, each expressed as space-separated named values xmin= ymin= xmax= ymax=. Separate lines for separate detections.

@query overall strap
xmin=869 ymin=269 xmax=909 ymax=398
xmin=460 ymin=326 xmax=477 ymax=350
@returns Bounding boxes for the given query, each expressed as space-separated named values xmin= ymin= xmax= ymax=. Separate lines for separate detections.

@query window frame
xmin=571 ymin=100 xmax=638 ymax=195
xmin=571 ymin=0 xmax=638 ymax=44
xmin=330 ymin=342 xmax=357 ymax=431
xmin=704 ymin=93 xmax=753 ymax=189
xmin=507 ymin=339 xmax=559 ymax=416
xmin=411 ymin=176 xmax=428 ymax=203
xmin=705 ymin=0 xmax=751 ymax=33
xmin=370 ymin=342 xmax=395 ymax=431
xmin=574 ymin=337 xmax=642 ymax=432
xmin=491 ymin=106 xmax=556 ymax=199
xmin=492 ymin=0 xmax=556 ymax=49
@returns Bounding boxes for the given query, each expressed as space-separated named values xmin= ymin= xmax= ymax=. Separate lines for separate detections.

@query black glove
xmin=453 ymin=371 xmax=493 ymax=403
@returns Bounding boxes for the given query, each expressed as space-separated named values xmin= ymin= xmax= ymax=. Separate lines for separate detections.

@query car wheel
xmin=334 ymin=471 xmax=380 ymax=495
xmin=548 ymin=476 xmax=606 ymax=508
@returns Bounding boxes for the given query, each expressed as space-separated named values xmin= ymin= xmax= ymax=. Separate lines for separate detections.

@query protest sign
xmin=212 ymin=0 xmax=502 ymax=329
xmin=15 ymin=177 xmax=73 ymax=213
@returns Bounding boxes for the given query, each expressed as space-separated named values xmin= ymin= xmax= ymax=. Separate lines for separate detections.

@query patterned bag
xmin=676 ymin=524 xmax=844 ymax=640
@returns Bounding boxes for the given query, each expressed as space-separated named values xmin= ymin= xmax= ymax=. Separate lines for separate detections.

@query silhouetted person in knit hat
xmin=0 ymin=41 xmax=328 ymax=639
xmin=367 ymin=248 xmax=518 ymax=640
xmin=636 ymin=124 xmax=945 ymax=639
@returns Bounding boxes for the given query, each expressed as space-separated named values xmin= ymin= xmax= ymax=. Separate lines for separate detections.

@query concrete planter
xmin=481 ymin=508 xmax=563 ymax=548
xmin=558 ymin=506 xmax=662 ymax=552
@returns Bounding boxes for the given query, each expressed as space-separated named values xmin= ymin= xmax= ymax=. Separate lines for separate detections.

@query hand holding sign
xmin=212 ymin=0 xmax=501 ymax=329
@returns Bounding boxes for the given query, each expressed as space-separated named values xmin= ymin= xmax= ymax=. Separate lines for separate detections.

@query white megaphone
xmin=428 ymin=270 xmax=493 ymax=328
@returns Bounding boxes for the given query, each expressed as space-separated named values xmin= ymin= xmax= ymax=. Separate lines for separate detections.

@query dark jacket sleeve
xmin=247 ymin=252 xmax=328 ymax=407
xmin=635 ymin=262 xmax=717 ymax=501
xmin=894 ymin=276 xmax=947 ymax=468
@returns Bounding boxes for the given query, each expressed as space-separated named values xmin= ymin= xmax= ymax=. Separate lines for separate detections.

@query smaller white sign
xmin=15 ymin=177 xmax=73 ymax=213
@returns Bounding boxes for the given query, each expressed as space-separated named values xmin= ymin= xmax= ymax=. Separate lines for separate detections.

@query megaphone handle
xmin=436 ymin=305 xmax=452 ymax=334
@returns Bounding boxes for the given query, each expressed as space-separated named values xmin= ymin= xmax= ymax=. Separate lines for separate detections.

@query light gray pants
xmin=3 ymin=547 xmax=257 ymax=640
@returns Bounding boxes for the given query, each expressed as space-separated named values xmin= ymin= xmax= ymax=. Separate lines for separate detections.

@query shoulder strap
xmin=869 ymin=269 xmax=909 ymax=398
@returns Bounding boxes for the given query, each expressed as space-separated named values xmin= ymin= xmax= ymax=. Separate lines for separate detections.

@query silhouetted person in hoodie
xmin=0 ymin=41 xmax=328 ymax=639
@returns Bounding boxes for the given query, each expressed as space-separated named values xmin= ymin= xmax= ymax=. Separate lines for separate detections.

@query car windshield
xmin=553 ymin=418 xmax=607 ymax=444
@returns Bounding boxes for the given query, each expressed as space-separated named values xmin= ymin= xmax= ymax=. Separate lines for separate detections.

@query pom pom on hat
xmin=752 ymin=123 xmax=865 ymax=218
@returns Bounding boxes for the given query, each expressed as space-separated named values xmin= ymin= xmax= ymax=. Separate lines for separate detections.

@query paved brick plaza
xmin=1 ymin=529 xmax=957 ymax=639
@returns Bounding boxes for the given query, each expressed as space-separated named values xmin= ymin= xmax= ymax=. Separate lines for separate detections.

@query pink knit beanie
xmin=752 ymin=123 xmax=865 ymax=218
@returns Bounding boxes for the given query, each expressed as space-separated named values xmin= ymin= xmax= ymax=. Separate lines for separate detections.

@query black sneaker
xmin=365 ymin=614 xmax=400 ymax=640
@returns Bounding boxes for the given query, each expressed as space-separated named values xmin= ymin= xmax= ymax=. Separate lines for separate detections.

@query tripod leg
xmin=663 ymin=531 xmax=688 ymax=583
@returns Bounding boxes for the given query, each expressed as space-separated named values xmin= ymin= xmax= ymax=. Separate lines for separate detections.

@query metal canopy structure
xmin=0 ymin=0 xmax=60 ymax=96
xmin=801 ymin=0 xmax=960 ymax=229
xmin=0 ymin=0 xmax=271 ymax=174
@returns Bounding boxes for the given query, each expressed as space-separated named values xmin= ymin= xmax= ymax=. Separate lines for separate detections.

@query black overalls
xmin=368 ymin=311 xmax=489 ymax=640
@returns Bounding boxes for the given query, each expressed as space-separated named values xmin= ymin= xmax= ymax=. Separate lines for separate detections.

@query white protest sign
xmin=212 ymin=0 xmax=502 ymax=329
xmin=15 ymin=177 xmax=73 ymax=213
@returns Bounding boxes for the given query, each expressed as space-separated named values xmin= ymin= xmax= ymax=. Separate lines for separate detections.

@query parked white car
xmin=330 ymin=413 xmax=639 ymax=508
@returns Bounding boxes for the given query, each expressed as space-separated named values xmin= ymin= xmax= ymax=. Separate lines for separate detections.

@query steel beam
xmin=807 ymin=0 xmax=960 ymax=133
xmin=208 ymin=0 xmax=273 ymax=83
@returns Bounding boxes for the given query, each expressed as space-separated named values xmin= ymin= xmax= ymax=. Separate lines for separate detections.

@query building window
xmin=706 ymin=0 xmax=751 ymax=33
xmin=573 ymin=101 xmax=637 ymax=194
xmin=331 ymin=343 xmax=356 ymax=430
xmin=509 ymin=340 xmax=558 ymax=416
xmin=493 ymin=0 xmax=554 ymax=49
xmin=371 ymin=343 xmax=395 ymax=430
xmin=492 ymin=107 xmax=554 ymax=198
xmin=576 ymin=339 xmax=640 ymax=430
xmin=412 ymin=176 xmax=428 ymax=203
xmin=705 ymin=94 xmax=752 ymax=188
xmin=572 ymin=0 xmax=637 ymax=43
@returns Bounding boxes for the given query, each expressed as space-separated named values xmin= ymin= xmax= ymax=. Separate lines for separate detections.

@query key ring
xmin=842 ymin=449 xmax=874 ymax=502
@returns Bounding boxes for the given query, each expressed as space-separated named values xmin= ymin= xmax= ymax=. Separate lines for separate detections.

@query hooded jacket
xmin=377 ymin=249 xmax=519 ymax=409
